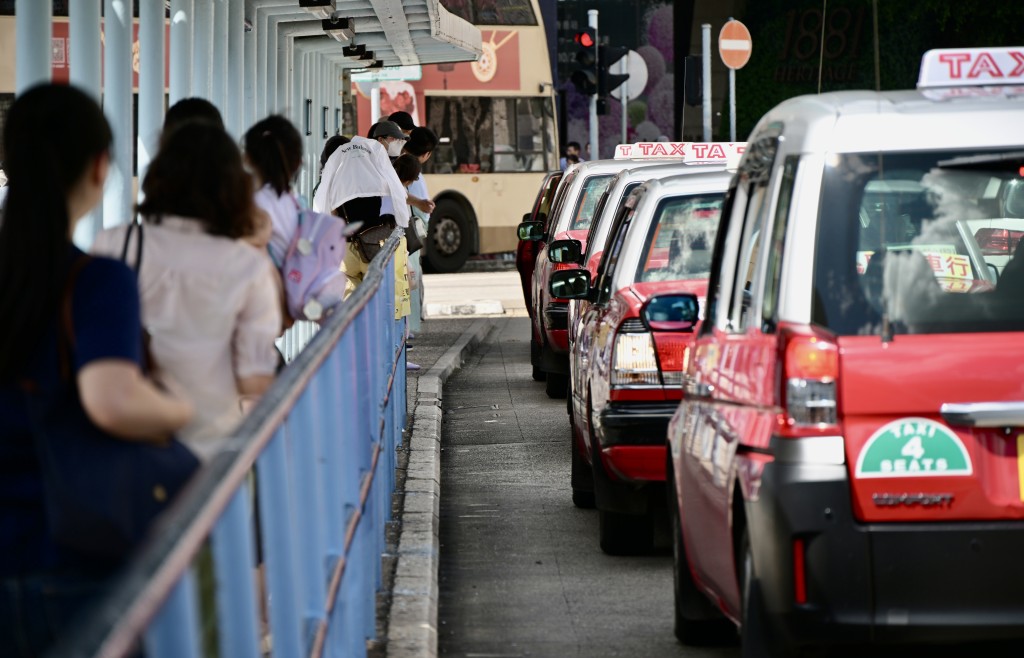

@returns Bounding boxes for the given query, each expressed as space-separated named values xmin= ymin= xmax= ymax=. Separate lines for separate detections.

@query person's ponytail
xmin=243 ymin=115 xmax=302 ymax=196
xmin=0 ymin=85 xmax=112 ymax=378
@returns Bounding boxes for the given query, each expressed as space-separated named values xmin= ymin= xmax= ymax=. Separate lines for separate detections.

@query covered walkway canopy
xmin=11 ymin=0 xmax=481 ymax=241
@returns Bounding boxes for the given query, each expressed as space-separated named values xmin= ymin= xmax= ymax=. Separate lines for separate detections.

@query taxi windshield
xmin=812 ymin=149 xmax=1024 ymax=336
xmin=586 ymin=182 xmax=642 ymax=262
xmin=636 ymin=193 xmax=724 ymax=283
xmin=569 ymin=174 xmax=613 ymax=231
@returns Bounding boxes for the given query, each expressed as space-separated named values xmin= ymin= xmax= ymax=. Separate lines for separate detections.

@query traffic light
xmin=570 ymin=28 xmax=598 ymax=96
xmin=598 ymin=45 xmax=629 ymax=98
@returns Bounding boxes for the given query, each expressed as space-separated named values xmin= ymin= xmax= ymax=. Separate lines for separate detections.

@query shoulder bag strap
xmin=119 ymin=216 xmax=144 ymax=276
xmin=57 ymin=254 xmax=94 ymax=382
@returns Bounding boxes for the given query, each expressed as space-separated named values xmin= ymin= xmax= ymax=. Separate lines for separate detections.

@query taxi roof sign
xmin=917 ymin=47 xmax=1024 ymax=89
xmin=614 ymin=141 xmax=747 ymax=162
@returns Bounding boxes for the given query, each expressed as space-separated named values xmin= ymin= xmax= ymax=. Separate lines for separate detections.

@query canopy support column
xmin=14 ymin=0 xmax=51 ymax=94
xmin=102 ymin=0 xmax=133 ymax=228
xmin=138 ymin=0 xmax=166 ymax=196
xmin=169 ymin=0 xmax=193 ymax=104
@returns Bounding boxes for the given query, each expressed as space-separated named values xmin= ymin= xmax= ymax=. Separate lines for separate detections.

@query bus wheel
xmin=425 ymin=199 xmax=473 ymax=273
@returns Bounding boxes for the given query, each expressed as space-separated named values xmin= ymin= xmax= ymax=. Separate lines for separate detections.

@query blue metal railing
xmin=51 ymin=230 xmax=408 ymax=658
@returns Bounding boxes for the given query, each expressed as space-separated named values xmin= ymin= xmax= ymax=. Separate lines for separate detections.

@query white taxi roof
xmin=614 ymin=141 xmax=746 ymax=164
xmin=917 ymin=47 xmax=1024 ymax=89
xmin=746 ymin=47 xmax=1024 ymax=158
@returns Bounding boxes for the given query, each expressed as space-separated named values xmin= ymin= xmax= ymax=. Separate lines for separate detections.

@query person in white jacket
xmin=313 ymin=122 xmax=411 ymax=301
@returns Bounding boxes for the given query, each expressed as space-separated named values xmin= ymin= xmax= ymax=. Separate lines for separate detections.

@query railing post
xmin=211 ymin=488 xmax=261 ymax=658
xmin=143 ymin=571 xmax=202 ymax=658
xmin=320 ymin=343 xmax=346 ymax=558
xmin=288 ymin=386 xmax=328 ymax=637
xmin=256 ymin=427 xmax=306 ymax=657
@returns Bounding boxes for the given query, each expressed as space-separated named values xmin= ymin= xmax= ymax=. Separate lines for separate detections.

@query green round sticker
xmin=855 ymin=417 xmax=972 ymax=478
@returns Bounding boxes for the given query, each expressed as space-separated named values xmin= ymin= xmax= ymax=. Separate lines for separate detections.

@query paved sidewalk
xmin=376 ymin=317 xmax=495 ymax=658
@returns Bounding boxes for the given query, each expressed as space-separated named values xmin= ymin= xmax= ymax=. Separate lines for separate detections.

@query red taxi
xmin=565 ymin=146 xmax=742 ymax=354
xmin=525 ymin=159 xmax=623 ymax=397
xmin=667 ymin=48 xmax=1024 ymax=656
xmin=551 ymin=170 xmax=733 ymax=555
xmin=516 ymin=170 xmax=563 ymax=332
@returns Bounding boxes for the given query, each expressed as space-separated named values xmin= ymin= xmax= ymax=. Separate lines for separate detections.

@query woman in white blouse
xmin=92 ymin=122 xmax=282 ymax=460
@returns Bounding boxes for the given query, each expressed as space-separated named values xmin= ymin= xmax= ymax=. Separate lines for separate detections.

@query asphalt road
xmin=436 ymin=317 xmax=740 ymax=658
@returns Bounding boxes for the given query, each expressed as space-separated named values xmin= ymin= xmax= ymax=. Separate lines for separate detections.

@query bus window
xmin=426 ymin=96 xmax=554 ymax=174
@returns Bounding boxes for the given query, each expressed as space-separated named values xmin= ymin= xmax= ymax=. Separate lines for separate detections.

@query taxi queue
xmin=515 ymin=46 xmax=1024 ymax=658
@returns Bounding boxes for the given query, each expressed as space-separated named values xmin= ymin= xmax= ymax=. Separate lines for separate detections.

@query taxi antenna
xmin=817 ymin=0 xmax=827 ymax=93
xmin=872 ymin=0 xmax=881 ymax=91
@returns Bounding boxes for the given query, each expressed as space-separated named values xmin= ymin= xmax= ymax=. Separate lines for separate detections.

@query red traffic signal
xmin=574 ymin=28 xmax=595 ymax=49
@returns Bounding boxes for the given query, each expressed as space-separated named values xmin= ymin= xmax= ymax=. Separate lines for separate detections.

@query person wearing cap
xmin=369 ymin=119 xmax=409 ymax=158
xmin=313 ymin=121 xmax=413 ymax=317
xmin=388 ymin=111 xmax=416 ymax=135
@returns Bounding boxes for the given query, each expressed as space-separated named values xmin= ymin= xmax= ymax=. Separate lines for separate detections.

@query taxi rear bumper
xmin=745 ymin=445 xmax=1024 ymax=649
xmin=599 ymin=402 xmax=677 ymax=448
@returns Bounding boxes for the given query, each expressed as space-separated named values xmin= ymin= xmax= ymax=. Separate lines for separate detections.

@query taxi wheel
xmin=670 ymin=474 xmax=734 ymax=645
xmin=598 ymin=510 xmax=653 ymax=556
xmin=530 ymin=338 xmax=546 ymax=382
xmin=570 ymin=436 xmax=595 ymax=509
xmin=740 ymin=530 xmax=793 ymax=658
xmin=545 ymin=372 xmax=568 ymax=398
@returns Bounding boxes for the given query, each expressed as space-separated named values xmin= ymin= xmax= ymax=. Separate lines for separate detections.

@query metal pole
xmin=192 ymin=0 xmax=213 ymax=99
xmin=275 ymin=18 xmax=289 ymax=113
xmin=231 ymin=0 xmax=249 ymax=135
xmin=102 ymin=0 xmax=132 ymax=229
xmin=212 ymin=0 xmax=228 ymax=111
xmin=169 ymin=0 xmax=193 ymax=104
xmin=14 ymin=0 xmax=51 ymax=94
xmin=729 ymin=68 xmax=736 ymax=142
xmin=257 ymin=8 xmax=270 ymax=118
xmin=69 ymin=0 xmax=101 ymax=101
xmin=69 ymin=0 xmax=102 ymax=249
xmin=588 ymin=9 xmax=598 ymax=161
xmin=138 ymin=0 xmax=165 ymax=198
xmin=69 ymin=0 xmax=103 ymax=248
xmin=620 ymin=55 xmax=628 ymax=144
xmin=701 ymin=23 xmax=712 ymax=142
xmin=370 ymin=83 xmax=381 ymax=124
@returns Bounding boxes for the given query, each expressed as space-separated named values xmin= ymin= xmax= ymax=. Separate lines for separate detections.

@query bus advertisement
xmin=354 ymin=0 xmax=559 ymax=272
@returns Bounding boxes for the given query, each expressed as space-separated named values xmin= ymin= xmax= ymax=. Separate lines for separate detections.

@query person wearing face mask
xmin=313 ymin=121 xmax=412 ymax=300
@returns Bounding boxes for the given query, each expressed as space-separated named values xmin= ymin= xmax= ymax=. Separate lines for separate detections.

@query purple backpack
xmin=281 ymin=208 xmax=349 ymax=321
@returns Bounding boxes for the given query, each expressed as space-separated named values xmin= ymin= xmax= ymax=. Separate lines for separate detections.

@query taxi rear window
xmin=570 ymin=175 xmax=613 ymax=231
xmin=812 ymin=150 xmax=1024 ymax=335
xmin=636 ymin=193 xmax=724 ymax=283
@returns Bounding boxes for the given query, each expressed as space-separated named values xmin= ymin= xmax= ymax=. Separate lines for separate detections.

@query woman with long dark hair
xmin=244 ymin=114 xmax=304 ymax=268
xmin=0 ymin=84 xmax=195 ymax=655
xmin=92 ymin=121 xmax=281 ymax=460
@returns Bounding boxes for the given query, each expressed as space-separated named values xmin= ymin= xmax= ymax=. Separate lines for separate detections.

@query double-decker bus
xmin=354 ymin=0 xmax=559 ymax=272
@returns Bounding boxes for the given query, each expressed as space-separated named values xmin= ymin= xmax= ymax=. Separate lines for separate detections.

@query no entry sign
xmin=719 ymin=19 xmax=752 ymax=70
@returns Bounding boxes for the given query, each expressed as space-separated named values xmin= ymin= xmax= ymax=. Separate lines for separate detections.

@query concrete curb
xmin=386 ymin=318 xmax=495 ymax=658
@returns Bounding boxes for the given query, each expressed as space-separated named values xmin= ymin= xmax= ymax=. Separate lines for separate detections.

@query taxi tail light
xmin=651 ymin=334 xmax=690 ymax=388
xmin=779 ymin=327 xmax=839 ymax=434
xmin=611 ymin=332 xmax=660 ymax=387
xmin=793 ymin=537 xmax=808 ymax=605
xmin=974 ymin=228 xmax=1024 ymax=256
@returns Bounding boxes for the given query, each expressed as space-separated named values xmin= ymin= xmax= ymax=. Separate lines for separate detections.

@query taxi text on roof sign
xmin=917 ymin=46 xmax=1024 ymax=89
xmin=614 ymin=142 xmax=747 ymax=162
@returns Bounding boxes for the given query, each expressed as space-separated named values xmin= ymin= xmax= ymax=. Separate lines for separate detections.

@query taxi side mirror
xmin=549 ymin=268 xmax=592 ymax=299
xmin=641 ymin=293 xmax=699 ymax=332
xmin=548 ymin=238 xmax=583 ymax=264
xmin=518 ymin=221 xmax=544 ymax=241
